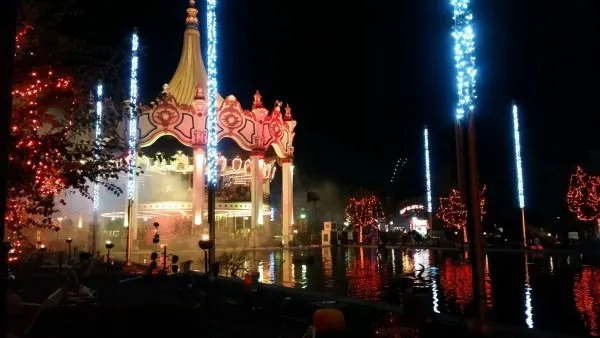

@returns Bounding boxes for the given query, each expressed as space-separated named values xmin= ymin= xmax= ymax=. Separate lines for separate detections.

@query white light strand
xmin=206 ymin=0 xmax=218 ymax=187
xmin=513 ymin=104 xmax=525 ymax=208
xmin=92 ymin=84 xmax=103 ymax=211
xmin=451 ymin=0 xmax=477 ymax=120
xmin=424 ymin=127 xmax=433 ymax=213
xmin=127 ymin=32 xmax=139 ymax=201
xmin=390 ymin=158 xmax=407 ymax=183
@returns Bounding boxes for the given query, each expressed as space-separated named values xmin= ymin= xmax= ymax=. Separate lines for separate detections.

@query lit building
xmin=102 ymin=1 xmax=297 ymax=247
xmin=399 ymin=203 xmax=430 ymax=236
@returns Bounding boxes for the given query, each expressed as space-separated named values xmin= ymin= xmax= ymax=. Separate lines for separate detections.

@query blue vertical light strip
xmin=206 ymin=0 xmax=218 ymax=187
xmin=424 ymin=127 xmax=433 ymax=213
xmin=92 ymin=83 xmax=103 ymax=211
xmin=127 ymin=32 xmax=139 ymax=201
xmin=513 ymin=103 xmax=525 ymax=208
xmin=451 ymin=0 xmax=477 ymax=120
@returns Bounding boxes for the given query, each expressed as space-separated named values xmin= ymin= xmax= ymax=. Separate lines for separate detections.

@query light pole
xmin=198 ymin=233 xmax=214 ymax=274
xmin=66 ymin=238 xmax=73 ymax=263
xmin=105 ymin=240 xmax=114 ymax=265
xmin=512 ymin=103 xmax=527 ymax=246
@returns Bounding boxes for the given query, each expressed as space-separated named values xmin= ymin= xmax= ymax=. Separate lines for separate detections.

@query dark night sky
xmin=86 ymin=0 xmax=599 ymax=228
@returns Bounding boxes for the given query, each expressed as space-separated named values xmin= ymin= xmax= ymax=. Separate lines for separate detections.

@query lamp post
xmin=105 ymin=240 xmax=114 ymax=264
xmin=37 ymin=244 xmax=47 ymax=265
xmin=66 ymin=238 xmax=72 ymax=263
xmin=198 ymin=233 xmax=214 ymax=274
xmin=161 ymin=244 xmax=168 ymax=271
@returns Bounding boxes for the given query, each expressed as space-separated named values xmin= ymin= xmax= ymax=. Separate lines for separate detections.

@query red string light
xmin=8 ymin=25 xmax=76 ymax=258
xmin=566 ymin=166 xmax=600 ymax=232
xmin=344 ymin=194 xmax=385 ymax=243
xmin=436 ymin=185 xmax=486 ymax=241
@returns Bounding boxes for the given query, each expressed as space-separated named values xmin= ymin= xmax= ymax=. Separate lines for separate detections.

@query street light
xmin=37 ymin=244 xmax=47 ymax=264
xmin=65 ymin=238 xmax=72 ymax=262
xmin=105 ymin=240 xmax=114 ymax=264
xmin=198 ymin=234 xmax=214 ymax=274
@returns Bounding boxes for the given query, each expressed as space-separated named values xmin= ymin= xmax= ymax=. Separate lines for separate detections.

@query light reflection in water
xmin=524 ymin=254 xmax=534 ymax=329
xmin=322 ymin=247 xmax=333 ymax=278
xmin=573 ymin=266 xmax=600 ymax=336
xmin=300 ymin=264 xmax=308 ymax=288
xmin=401 ymin=250 xmax=414 ymax=273
xmin=439 ymin=257 xmax=473 ymax=312
xmin=159 ymin=248 xmax=600 ymax=334
xmin=484 ymin=255 xmax=494 ymax=308
xmin=430 ymin=266 xmax=441 ymax=314
xmin=413 ymin=249 xmax=431 ymax=278
xmin=269 ymin=252 xmax=275 ymax=283
xmin=282 ymin=250 xmax=294 ymax=287
xmin=391 ymin=248 xmax=396 ymax=275
xmin=347 ymin=247 xmax=381 ymax=300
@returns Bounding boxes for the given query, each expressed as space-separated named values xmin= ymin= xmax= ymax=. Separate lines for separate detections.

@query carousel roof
xmin=167 ymin=0 xmax=223 ymax=106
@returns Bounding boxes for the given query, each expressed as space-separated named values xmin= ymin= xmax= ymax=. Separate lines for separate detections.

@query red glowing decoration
xmin=7 ymin=12 xmax=129 ymax=256
xmin=344 ymin=194 xmax=385 ymax=243
xmin=566 ymin=166 xmax=600 ymax=232
xmin=436 ymin=185 xmax=486 ymax=241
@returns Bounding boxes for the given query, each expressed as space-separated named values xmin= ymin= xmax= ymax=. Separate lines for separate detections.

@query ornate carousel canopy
xmin=137 ymin=0 xmax=296 ymax=159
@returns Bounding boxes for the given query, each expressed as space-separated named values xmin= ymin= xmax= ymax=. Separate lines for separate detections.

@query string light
xmin=127 ymin=31 xmax=139 ymax=202
xmin=206 ymin=0 xmax=218 ymax=187
xmin=389 ymin=158 xmax=407 ymax=184
xmin=566 ymin=166 xmax=600 ymax=231
xmin=344 ymin=195 xmax=385 ymax=243
xmin=513 ymin=103 xmax=525 ymax=208
xmin=437 ymin=185 xmax=486 ymax=235
xmin=92 ymin=83 xmax=103 ymax=211
xmin=451 ymin=0 xmax=477 ymax=120
xmin=424 ymin=126 xmax=433 ymax=213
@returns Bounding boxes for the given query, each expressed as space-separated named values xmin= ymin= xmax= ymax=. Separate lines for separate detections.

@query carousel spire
xmin=167 ymin=0 xmax=221 ymax=106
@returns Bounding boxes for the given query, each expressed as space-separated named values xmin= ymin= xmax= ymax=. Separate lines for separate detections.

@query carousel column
xmin=281 ymin=158 xmax=294 ymax=246
xmin=263 ymin=175 xmax=271 ymax=239
xmin=193 ymin=146 xmax=206 ymax=226
xmin=250 ymin=150 xmax=264 ymax=247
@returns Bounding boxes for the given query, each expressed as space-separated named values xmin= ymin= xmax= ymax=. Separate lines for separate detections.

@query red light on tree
xmin=8 ymin=4 xmax=129 ymax=256
xmin=566 ymin=166 xmax=600 ymax=232
xmin=344 ymin=194 xmax=385 ymax=243
xmin=436 ymin=185 xmax=486 ymax=242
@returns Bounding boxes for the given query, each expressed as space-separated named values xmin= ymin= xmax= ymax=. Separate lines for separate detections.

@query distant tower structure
xmin=389 ymin=158 xmax=407 ymax=184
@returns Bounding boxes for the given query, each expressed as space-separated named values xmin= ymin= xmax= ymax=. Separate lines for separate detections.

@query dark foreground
xmin=6 ymin=260 xmax=582 ymax=338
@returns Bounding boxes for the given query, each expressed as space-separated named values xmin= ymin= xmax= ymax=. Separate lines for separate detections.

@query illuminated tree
xmin=437 ymin=185 xmax=487 ymax=242
xmin=566 ymin=166 xmax=600 ymax=232
xmin=8 ymin=1 xmax=129 ymax=244
xmin=344 ymin=194 xmax=385 ymax=243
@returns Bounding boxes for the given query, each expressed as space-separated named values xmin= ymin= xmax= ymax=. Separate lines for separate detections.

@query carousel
xmin=97 ymin=0 xmax=297 ymax=248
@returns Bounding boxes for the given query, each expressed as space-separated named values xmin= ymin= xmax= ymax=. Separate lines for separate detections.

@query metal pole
xmin=208 ymin=185 xmax=216 ymax=265
xmin=125 ymin=199 xmax=132 ymax=265
xmin=0 ymin=1 xmax=17 ymax=336
xmin=521 ymin=208 xmax=527 ymax=247
xmin=462 ymin=111 xmax=487 ymax=330
xmin=92 ymin=211 xmax=98 ymax=257
xmin=162 ymin=245 xmax=167 ymax=271
xmin=455 ymin=120 xmax=468 ymax=244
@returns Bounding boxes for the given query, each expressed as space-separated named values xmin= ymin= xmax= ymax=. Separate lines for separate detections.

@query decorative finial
xmin=274 ymin=100 xmax=282 ymax=110
xmin=162 ymin=83 xmax=170 ymax=94
xmin=185 ymin=0 xmax=199 ymax=28
xmin=253 ymin=90 xmax=263 ymax=108
xmin=284 ymin=103 xmax=293 ymax=120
